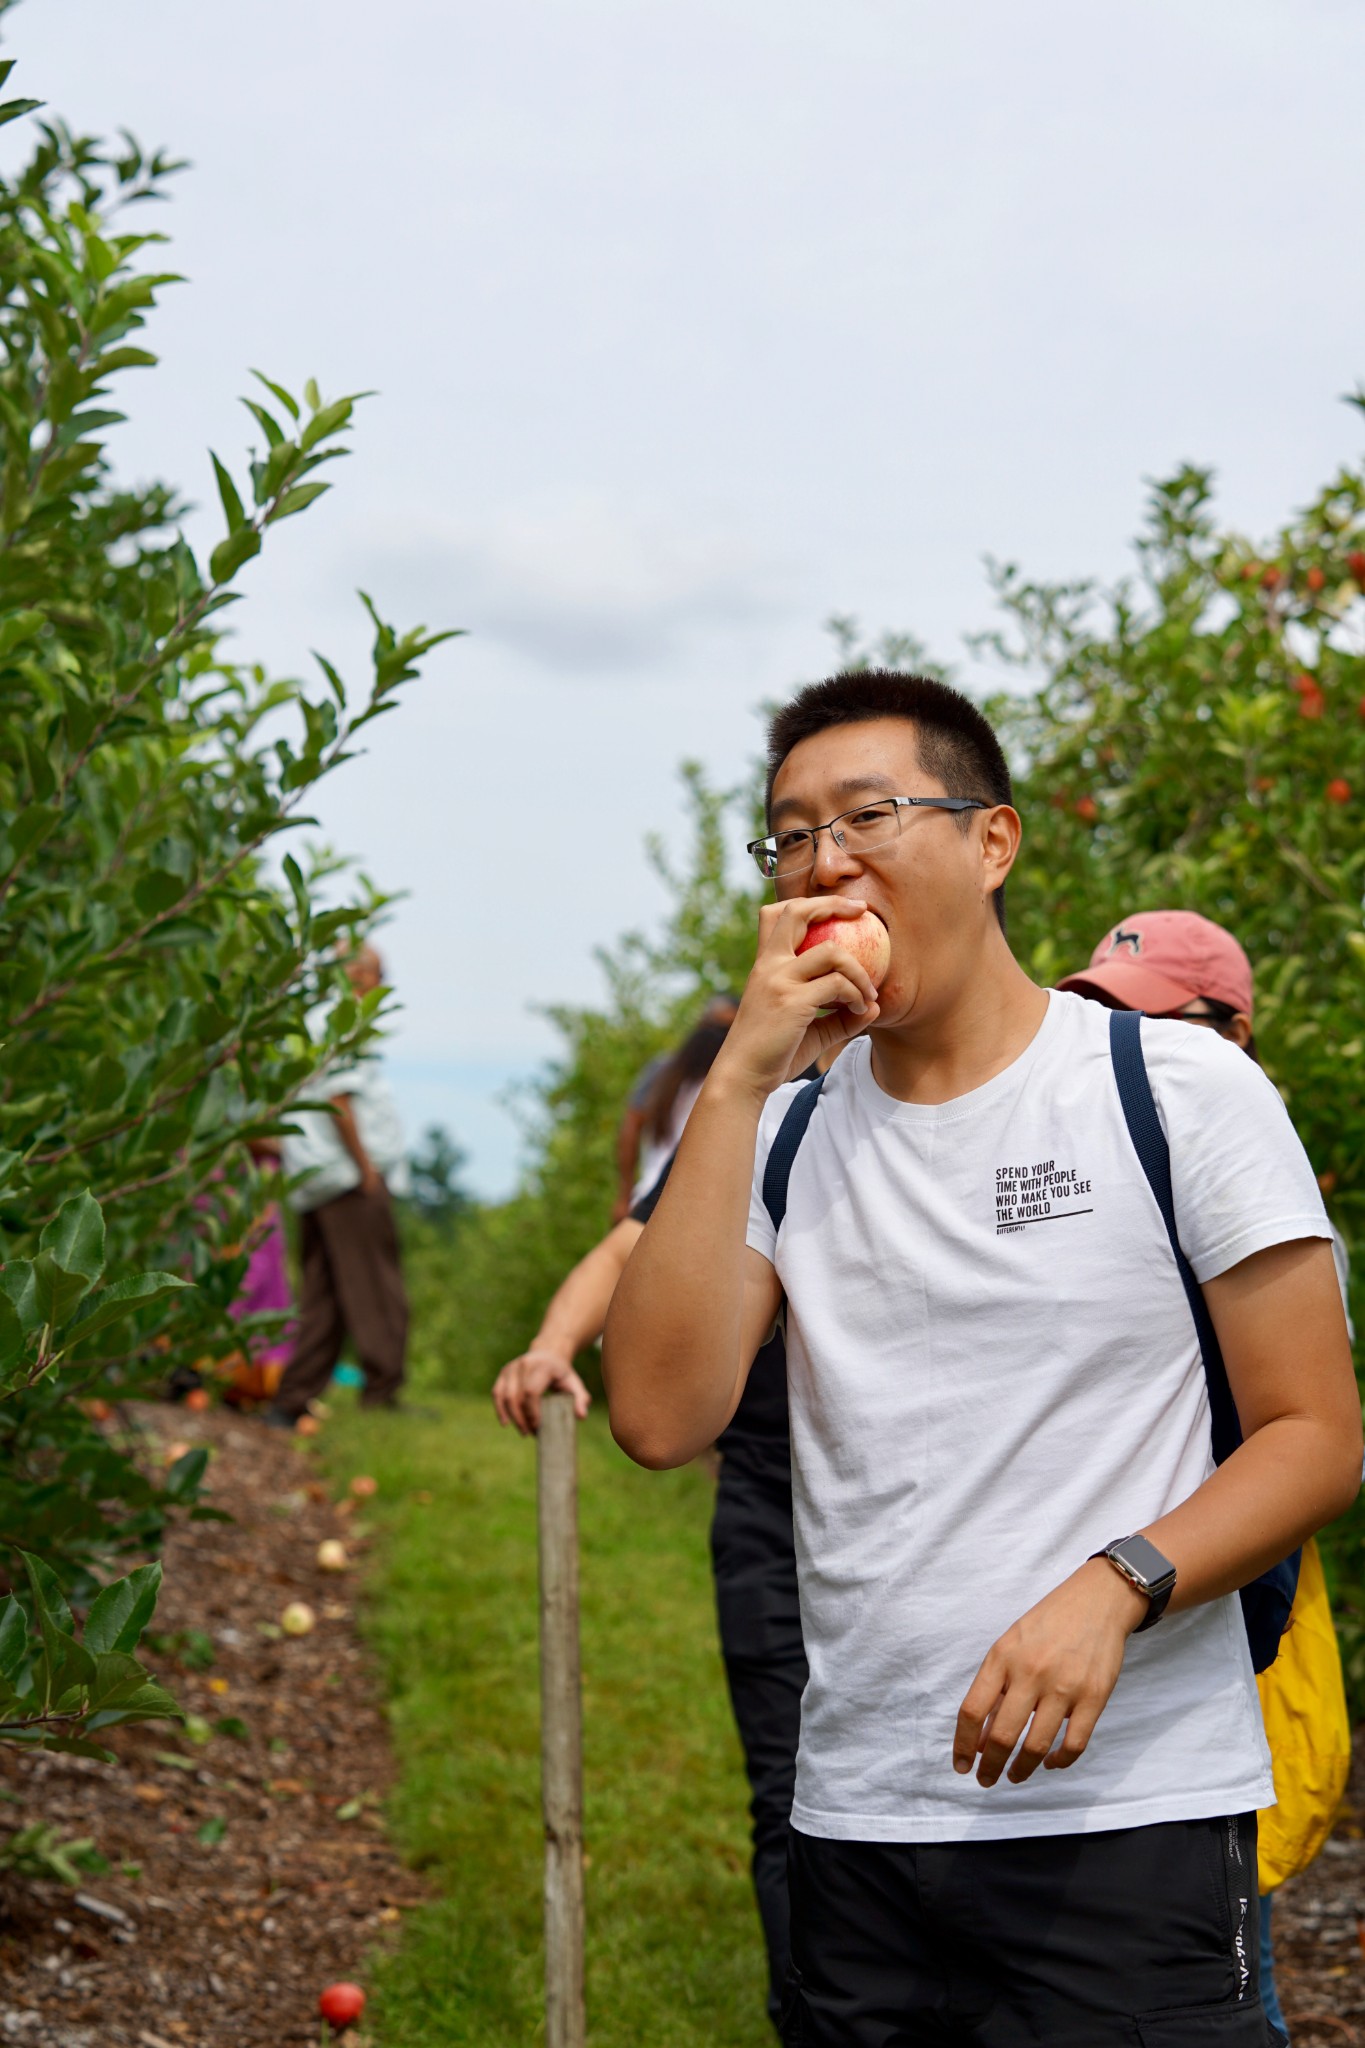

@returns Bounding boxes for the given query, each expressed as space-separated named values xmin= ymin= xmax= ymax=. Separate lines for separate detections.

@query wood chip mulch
xmin=1274 ymin=1728 xmax=1365 ymax=2045
xmin=0 ymin=1406 xmax=424 ymax=2048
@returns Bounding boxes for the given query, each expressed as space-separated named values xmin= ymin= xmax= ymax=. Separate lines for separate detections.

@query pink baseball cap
xmin=1058 ymin=910 xmax=1254 ymax=1020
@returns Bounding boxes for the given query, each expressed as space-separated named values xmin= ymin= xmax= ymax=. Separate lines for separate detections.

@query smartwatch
xmin=1092 ymin=1533 xmax=1177 ymax=1632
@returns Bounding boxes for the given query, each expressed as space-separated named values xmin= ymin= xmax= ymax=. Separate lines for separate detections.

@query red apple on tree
xmin=796 ymin=908 xmax=891 ymax=999
xmin=1306 ymin=565 xmax=1326 ymax=593
xmin=1348 ymin=550 xmax=1365 ymax=582
xmin=1326 ymin=779 xmax=1351 ymax=805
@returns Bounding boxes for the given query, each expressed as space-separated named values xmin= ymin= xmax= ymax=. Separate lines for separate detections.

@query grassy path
xmin=322 ymin=1394 xmax=774 ymax=2047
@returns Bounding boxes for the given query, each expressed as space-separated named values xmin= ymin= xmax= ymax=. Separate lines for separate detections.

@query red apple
xmin=1348 ymin=550 xmax=1365 ymax=582
xmin=1306 ymin=565 xmax=1325 ymax=593
xmin=1298 ymin=689 xmax=1325 ymax=720
xmin=1260 ymin=565 xmax=1282 ymax=591
xmin=1326 ymin=778 xmax=1351 ymax=805
xmin=319 ymin=1982 xmax=366 ymax=2030
xmin=1074 ymin=795 xmax=1098 ymax=823
xmin=796 ymin=909 xmax=891 ymax=991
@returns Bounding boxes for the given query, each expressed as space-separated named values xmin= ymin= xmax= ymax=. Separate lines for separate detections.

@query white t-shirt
xmin=282 ymin=1056 xmax=410 ymax=1214
xmin=745 ymin=990 xmax=1331 ymax=1844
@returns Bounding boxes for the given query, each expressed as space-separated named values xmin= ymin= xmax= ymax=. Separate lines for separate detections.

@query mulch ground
xmin=0 ymin=1405 xmax=424 ymax=2048
xmin=1273 ymin=1731 xmax=1365 ymax=2045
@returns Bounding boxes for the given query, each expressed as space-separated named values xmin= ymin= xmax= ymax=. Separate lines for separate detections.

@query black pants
xmin=711 ymin=1450 xmax=808 ymax=2033
xmin=783 ymin=1815 xmax=1285 ymax=2047
xmin=275 ymin=1185 xmax=408 ymax=1418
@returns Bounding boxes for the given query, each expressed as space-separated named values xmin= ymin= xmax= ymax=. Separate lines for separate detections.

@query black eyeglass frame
xmin=746 ymin=795 xmax=989 ymax=882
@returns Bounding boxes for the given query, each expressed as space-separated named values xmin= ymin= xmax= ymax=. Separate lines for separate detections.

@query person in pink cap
xmin=1062 ymin=909 xmax=1354 ymax=2047
xmin=1059 ymin=910 xmax=1256 ymax=1046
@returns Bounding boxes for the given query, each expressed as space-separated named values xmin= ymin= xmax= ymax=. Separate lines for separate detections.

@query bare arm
xmin=492 ymin=1220 xmax=642 ymax=1435
xmin=330 ymin=1093 xmax=381 ymax=1194
xmin=954 ymin=1234 xmax=1360 ymax=1789
xmin=603 ymin=894 xmax=881 ymax=1470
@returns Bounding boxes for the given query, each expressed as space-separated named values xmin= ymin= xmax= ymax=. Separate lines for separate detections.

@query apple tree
xmin=0 ymin=53 xmax=453 ymax=1683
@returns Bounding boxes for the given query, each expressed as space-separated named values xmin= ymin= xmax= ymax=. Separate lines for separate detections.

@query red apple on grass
xmin=796 ymin=909 xmax=891 ymax=1014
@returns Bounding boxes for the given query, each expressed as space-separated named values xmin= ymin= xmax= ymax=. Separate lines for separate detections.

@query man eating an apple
xmin=602 ymin=668 xmax=1359 ymax=2046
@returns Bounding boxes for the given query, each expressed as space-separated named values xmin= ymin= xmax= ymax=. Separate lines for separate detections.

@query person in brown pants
xmin=268 ymin=947 xmax=411 ymax=1426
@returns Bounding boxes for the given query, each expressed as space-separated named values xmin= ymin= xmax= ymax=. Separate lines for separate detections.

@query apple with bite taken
xmin=796 ymin=908 xmax=891 ymax=1013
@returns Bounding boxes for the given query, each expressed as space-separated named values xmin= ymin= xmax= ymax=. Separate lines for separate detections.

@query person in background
xmin=495 ymin=1023 xmax=811 ymax=2036
xmin=1060 ymin=909 xmax=1355 ymax=2048
xmin=612 ymin=994 xmax=739 ymax=1221
xmin=220 ymin=1138 xmax=296 ymax=1405
xmin=266 ymin=945 xmax=411 ymax=1426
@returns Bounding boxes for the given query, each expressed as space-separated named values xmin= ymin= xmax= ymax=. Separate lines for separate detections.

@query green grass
xmin=321 ymin=1393 xmax=773 ymax=2047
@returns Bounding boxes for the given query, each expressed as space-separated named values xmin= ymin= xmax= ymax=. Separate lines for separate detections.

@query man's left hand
xmin=952 ymin=1558 xmax=1148 ymax=1788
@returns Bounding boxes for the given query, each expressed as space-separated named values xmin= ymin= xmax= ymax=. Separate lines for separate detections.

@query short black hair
xmin=765 ymin=669 xmax=1014 ymax=928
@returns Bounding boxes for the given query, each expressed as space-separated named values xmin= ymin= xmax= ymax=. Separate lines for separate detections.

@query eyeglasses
xmin=747 ymin=795 xmax=987 ymax=882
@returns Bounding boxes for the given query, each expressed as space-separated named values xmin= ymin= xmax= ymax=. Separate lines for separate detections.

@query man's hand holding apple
xmin=717 ymin=895 xmax=890 ymax=1100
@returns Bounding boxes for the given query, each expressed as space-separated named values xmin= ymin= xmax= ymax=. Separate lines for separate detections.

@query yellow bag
xmin=1256 ymin=1537 xmax=1351 ymax=1892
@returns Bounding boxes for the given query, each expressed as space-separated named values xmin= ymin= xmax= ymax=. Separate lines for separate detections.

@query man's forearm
xmin=603 ymin=1067 xmax=768 ymax=1469
xmin=1146 ymin=1414 xmax=1360 ymax=1615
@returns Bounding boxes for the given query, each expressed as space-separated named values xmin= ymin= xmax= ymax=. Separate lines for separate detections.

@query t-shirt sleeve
xmin=1145 ymin=1023 xmax=1331 ymax=1284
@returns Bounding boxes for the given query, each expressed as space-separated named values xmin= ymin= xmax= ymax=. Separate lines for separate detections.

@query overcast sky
xmin=8 ymin=0 xmax=1364 ymax=1193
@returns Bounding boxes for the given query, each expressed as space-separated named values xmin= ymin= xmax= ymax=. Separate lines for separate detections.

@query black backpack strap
xmin=762 ymin=1074 xmax=825 ymax=1235
xmin=1108 ymin=1007 xmax=1300 ymax=1672
xmin=1108 ymin=1009 xmax=1241 ymax=1463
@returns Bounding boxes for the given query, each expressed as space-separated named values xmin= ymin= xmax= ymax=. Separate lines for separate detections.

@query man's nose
xmin=810 ymin=825 xmax=861 ymax=889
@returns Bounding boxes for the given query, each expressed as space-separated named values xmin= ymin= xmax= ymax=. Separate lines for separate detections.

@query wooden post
xmin=538 ymin=1389 xmax=586 ymax=2048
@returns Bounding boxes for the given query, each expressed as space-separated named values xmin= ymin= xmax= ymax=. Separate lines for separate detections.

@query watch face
xmin=1115 ymin=1533 xmax=1176 ymax=1591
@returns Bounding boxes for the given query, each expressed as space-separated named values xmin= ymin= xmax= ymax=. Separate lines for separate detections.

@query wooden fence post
xmin=538 ymin=1389 xmax=586 ymax=2048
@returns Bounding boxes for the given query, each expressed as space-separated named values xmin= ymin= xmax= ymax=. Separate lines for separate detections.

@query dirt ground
xmin=0 ymin=1406 xmax=423 ymax=2048
xmin=1272 ymin=1733 xmax=1365 ymax=2046
xmin=0 ymin=1406 xmax=1362 ymax=2045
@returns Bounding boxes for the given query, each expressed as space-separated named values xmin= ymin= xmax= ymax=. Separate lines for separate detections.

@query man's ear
xmin=980 ymin=804 xmax=1022 ymax=898
xmin=1225 ymin=1013 xmax=1254 ymax=1050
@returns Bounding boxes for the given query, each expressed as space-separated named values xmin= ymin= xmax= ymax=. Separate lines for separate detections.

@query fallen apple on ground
xmin=349 ymin=1474 xmax=378 ymax=1498
xmin=319 ymin=1982 xmax=366 ymax=2031
xmin=796 ymin=908 xmax=891 ymax=997
xmin=281 ymin=1601 xmax=316 ymax=1637
xmin=317 ymin=1539 xmax=349 ymax=1572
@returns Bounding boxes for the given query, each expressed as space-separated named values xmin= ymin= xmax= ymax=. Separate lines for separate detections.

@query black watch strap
xmin=1092 ymin=1534 xmax=1178 ymax=1633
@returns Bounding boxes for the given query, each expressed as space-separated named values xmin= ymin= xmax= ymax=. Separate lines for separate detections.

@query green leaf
xmin=208 ymin=526 xmax=261 ymax=586
xmin=20 ymin=1555 xmax=74 ymax=1706
xmin=196 ymin=1815 xmax=228 ymax=1846
xmin=249 ymin=369 xmax=299 ymax=422
xmin=210 ymin=452 xmax=246 ymax=533
xmin=133 ymin=868 xmax=187 ymax=916
xmin=269 ymin=481 xmax=329 ymax=521
xmin=239 ymin=396 xmax=283 ymax=447
xmin=0 ymin=608 xmax=46 ymax=660
xmin=66 ymin=1271 xmax=194 ymax=1344
xmin=0 ymin=1598 xmax=29 ymax=1683
xmin=7 ymin=804 xmax=61 ymax=865
xmin=32 ymin=1250 xmax=96 ymax=1328
xmin=0 ymin=1263 xmax=38 ymax=1334
xmin=84 ymin=1561 xmax=163 ymax=1656
xmin=162 ymin=1445 xmax=209 ymax=1502
xmin=0 ymin=1292 xmax=23 ymax=1366
xmin=87 ymin=1650 xmax=148 ymax=1708
xmin=0 ymin=97 xmax=43 ymax=131
xmin=40 ymin=1189 xmax=105 ymax=1284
